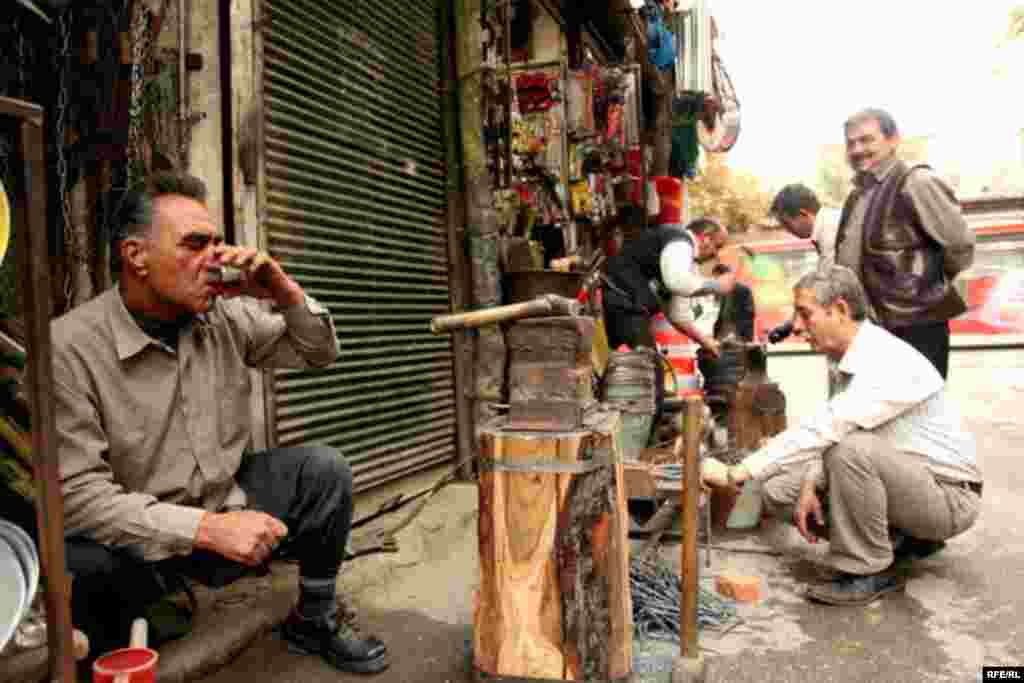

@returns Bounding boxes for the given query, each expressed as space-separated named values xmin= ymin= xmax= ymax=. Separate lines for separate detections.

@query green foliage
xmin=143 ymin=62 xmax=178 ymax=115
xmin=1010 ymin=7 xmax=1024 ymax=38
xmin=687 ymin=154 xmax=770 ymax=233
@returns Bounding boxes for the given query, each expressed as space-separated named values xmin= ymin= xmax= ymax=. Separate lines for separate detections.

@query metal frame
xmin=0 ymin=95 xmax=77 ymax=682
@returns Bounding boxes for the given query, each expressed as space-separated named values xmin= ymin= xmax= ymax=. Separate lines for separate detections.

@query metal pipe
xmin=430 ymin=294 xmax=582 ymax=334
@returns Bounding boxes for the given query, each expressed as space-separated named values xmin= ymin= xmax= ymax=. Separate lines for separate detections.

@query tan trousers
xmin=760 ymin=432 xmax=981 ymax=575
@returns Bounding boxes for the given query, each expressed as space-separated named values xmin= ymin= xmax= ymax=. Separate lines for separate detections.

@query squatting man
xmin=702 ymin=266 xmax=982 ymax=606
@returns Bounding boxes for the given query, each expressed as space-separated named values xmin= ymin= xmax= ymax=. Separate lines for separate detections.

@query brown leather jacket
xmin=838 ymin=161 xmax=975 ymax=327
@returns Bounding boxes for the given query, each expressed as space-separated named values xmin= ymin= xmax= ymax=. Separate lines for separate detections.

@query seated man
xmin=53 ymin=173 xmax=388 ymax=674
xmin=710 ymin=264 xmax=754 ymax=343
xmin=703 ymin=265 xmax=982 ymax=606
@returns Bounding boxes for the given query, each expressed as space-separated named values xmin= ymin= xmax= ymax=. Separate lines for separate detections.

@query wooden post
xmin=2 ymin=96 xmax=78 ymax=682
xmin=455 ymin=0 xmax=505 ymax=426
xmin=441 ymin=0 xmax=475 ymax=476
xmin=679 ymin=395 xmax=703 ymax=657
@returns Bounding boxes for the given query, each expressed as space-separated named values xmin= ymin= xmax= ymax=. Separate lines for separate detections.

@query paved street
xmin=198 ymin=347 xmax=1024 ymax=683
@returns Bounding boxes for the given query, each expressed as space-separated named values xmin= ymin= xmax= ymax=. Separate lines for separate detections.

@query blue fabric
xmin=645 ymin=4 xmax=676 ymax=71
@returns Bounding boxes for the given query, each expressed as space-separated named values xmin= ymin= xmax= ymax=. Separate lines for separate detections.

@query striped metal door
xmin=262 ymin=0 xmax=456 ymax=491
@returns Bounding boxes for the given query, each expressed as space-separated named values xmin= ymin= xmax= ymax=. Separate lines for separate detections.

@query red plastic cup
xmin=92 ymin=647 xmax=159 ymax=683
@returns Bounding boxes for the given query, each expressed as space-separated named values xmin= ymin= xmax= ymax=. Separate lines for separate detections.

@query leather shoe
xmin=805 ymin=571 xmax=906 ymax=606
xmin=281 ymin=610 xmax=389 ymax=674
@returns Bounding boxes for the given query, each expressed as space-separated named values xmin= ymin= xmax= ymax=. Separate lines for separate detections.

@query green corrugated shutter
xmin=263 ymin=0 xmax=456 ymax=491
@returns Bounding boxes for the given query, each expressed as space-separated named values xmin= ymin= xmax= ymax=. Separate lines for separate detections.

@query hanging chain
xmin=55 ymin=8 xmax=79 ymax=307
xmin=127 ymin=1 xmax=152 ymax=186
xmin=15 ymin=16 xmax=28 ymax=98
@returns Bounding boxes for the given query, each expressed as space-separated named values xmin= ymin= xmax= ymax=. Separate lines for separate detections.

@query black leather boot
xmin=280 ymin=609 xmax=389 ymax=674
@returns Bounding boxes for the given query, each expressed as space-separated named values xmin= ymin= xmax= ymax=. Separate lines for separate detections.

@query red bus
xmin=722 ymin=196 xmax=1024 ymax=348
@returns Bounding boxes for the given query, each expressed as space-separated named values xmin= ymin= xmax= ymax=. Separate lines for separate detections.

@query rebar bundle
xmin=630 ymin=553 xmax=737 ymax=642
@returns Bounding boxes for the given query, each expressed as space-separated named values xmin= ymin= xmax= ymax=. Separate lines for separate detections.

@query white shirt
xmin=742 ymin=321 xmax=980 ymax=486
xmin=659 ymin=236 xmax=711 ymax=322
xmin=812 ymin=210 xmax=839 ymax=270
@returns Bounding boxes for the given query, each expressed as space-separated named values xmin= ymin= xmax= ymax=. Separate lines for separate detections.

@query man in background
xmin=834 ymin=107 xmax=975 ymax=378
xmin=770 ymin=183 xmax=836 ymax=269
xmin=766 ymin=183 xmax=835 ymax=344
xmin=711 ymin=263 xmax=754 ymax=342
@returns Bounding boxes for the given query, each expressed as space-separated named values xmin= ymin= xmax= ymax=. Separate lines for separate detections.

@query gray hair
xmin=111 ymin=173 xmax=209 ymax=274
xmin=113 ymin=172 xmax=208 ymax=244
xmin=793 ymin=265 xmax=869 ymax=321
xmin=844 ymin=108 xmax=899 ymax=139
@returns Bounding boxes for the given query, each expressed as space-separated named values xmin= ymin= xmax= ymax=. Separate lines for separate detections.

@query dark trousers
xmin=66 ymin=446 xmax=352 ymax=655
xmin=603 ymin=306 xmax=665 ymax=428
xmin=887 ymin=320 xmax=950 ymax=379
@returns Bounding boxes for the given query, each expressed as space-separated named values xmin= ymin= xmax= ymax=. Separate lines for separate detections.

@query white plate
xmin=0 ymin=521 xmax=39 ymax=616
xmin=0 ymin=540 xmax=27 ymax=650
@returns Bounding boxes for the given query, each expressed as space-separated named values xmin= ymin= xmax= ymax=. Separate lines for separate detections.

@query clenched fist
xmin=194 ymin=510 xmax=289 ymax=566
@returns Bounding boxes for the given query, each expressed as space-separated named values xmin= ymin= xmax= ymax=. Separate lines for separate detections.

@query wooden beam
xmin=0 ymin=96 xmax=43 ymax=126
xmin=440 ymin=0 xmax=475 ymax=478
xmin=9 ymin=104 xmax=77 ymax=682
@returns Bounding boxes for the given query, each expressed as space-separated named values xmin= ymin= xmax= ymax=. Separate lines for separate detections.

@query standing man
xmin=834 ymin=108 xmax=975 ymax=378
xmin=703 ymin=266 xmax=981 ymax=606
xmin=53 ymin=173 xmax=388 ymax=674
xmin=711 ymin=263 xmax=755 ymax=342
xmin=766 ymin=183 xmax=835 ymax=344
xmin=770 ymin=183 xmax=836 ymax=269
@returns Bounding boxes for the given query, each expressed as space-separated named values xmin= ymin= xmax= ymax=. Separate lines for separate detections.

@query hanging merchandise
xmin=708 ymin=53 xmax=742 ymax=152
xmin=570 ymin=178 xmax=594 ymax=218
xmin=653 ymin=176 xmax=684 ymax=226
xmin=646 ymin=180 xmax=661 ymax=219
xmin=515 ymin=73 xmax=557 ymax=114
xmin=670 ymin=93 xmax=703 ymax=179
xmin=642 ymin=1 xmax=676 ymax=72
xmin=543 ymin=106 xmax=563 ymax=179
xmin=669 ymin=119 xmax=700 ymax=179
xmin=672 ymin=91 xmax=707 ymax=174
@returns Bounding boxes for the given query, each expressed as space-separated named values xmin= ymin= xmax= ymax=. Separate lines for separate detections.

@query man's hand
xmin=795 ymin=482 xmax=824 ymax=544
xmin=211 ymin=245 xmax=304 ymax=307
xmin=701 ymin=337 xmax=721 ymax=359
xmin=701 ymin=460 xmax=752 ymax=494
xmin=716 ymin=271 xmax=737 ymax=295
xmin=701 ymin=458 xmax=730 ymax=488
xmin=194 ymin=510 xmax=289 ymax=566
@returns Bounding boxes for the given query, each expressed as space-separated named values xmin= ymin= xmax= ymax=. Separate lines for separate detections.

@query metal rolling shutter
xmin=262 ymin=0 xmax=455 ymax=491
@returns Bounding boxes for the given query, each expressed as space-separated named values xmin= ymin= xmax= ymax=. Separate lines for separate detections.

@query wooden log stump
xmin=474 ymin=410 xmax=632 ymax=682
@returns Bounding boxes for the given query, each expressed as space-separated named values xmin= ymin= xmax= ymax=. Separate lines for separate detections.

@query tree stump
xmin=474 ymin=410 xmax=633 ymax=682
